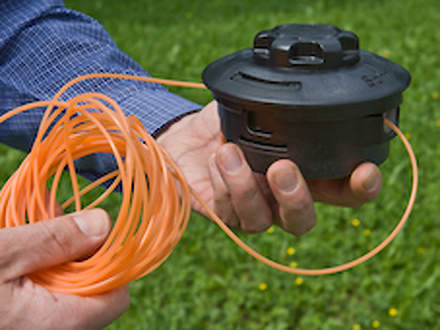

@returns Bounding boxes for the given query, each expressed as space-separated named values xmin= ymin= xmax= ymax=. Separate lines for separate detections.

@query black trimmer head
xmin=202 ymin=24 xmax=411 ymax=179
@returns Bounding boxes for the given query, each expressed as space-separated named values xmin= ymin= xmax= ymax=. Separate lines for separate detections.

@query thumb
xmin=0 ymin=208 xmax=111 ymax=283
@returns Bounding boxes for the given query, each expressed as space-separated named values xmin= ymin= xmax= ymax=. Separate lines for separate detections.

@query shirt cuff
xmin=118 ymin=87 xmax=202 ymax=136
xmin=73 ymin=87 xmax=202 ymax=184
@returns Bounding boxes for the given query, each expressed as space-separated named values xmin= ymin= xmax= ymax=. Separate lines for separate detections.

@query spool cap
xmin=202 ymin=24 xmax=411 ymax=178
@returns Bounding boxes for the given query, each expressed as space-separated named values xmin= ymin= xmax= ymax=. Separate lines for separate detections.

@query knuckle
xmin=213 ymin=188 xmax=230 ymax=206
xmin=234 ymin=185 xmax=259 ymax=205
xmin=232 ymin=186 xmax=272 ymax=233
xmin=40 ymin=220 xmax=75 ymax=260
xmin=239 ymin=209 xmax=272 ymax=234
xmin=215 ymin=205 xmax=240 ymax=229
xmin=226 ymin=216 xmax=240 ymax=229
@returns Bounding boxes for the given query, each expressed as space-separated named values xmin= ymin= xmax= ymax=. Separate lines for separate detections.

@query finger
xmin=0 ymin=208 xmax=111 ymax=283
xmin=9 ymin=278 xmax=130 ymax=330
xmin=208 ymin=154 xmax=240 ymax=228
xmin=308 ymin=162 xmax=382 ymax=207
xmin=216 ymin=143 xmax=272 ymax=233
xmin=56 ymin=285 xmax=130 ymax=329
xmin=69 ymin=285 xmax=130 ymax=329
xmin=267 ymin=160 xmax=316 ymax=236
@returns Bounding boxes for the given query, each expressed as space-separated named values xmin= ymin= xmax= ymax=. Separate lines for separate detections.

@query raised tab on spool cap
xmin=253 ymin=24 xmax=360 ymax=68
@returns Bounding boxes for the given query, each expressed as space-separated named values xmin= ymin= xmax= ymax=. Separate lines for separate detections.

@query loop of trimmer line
xmin=197 ymin=118 xmax=418 ymax=275
xmin=0 ymin=73 xmax=418 ymax=295
xmin=0 ymin=90 xmax=193 ymax=295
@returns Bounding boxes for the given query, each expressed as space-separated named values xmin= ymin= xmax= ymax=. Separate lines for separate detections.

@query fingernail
xmin=274 ymin=165 xmax=299 ymax=193
xmin=73 ymin=209 xmax=110 ymax=237
xmin=219 ymin=145 xmax=242 ymax=173
xmin=363 ymin=167 xmax=380 ymax=192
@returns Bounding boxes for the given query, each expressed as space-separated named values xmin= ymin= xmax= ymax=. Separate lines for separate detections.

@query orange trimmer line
xmin=0 ymin=73 xmax=418 ymax=295
xmin=194 ymin=118 xmax=418 ymax=275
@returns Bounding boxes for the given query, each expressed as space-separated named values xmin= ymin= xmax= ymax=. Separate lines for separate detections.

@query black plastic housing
xmin=202 ymin=24 xmax=411 ymax=179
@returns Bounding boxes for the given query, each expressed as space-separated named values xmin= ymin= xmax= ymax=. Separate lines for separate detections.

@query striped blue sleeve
xmin=0 ymin=0 xmax=201 ymax=153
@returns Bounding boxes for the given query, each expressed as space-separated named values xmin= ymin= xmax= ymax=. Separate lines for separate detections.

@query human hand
xmin=0 ymin=209 xmax=129 ymax=330
xmin=157 ymin=101 xmax=382 ymax=235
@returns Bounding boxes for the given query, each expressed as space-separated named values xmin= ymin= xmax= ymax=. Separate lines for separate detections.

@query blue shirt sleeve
xmin=0 ymin=0 xmax=202 ymax=153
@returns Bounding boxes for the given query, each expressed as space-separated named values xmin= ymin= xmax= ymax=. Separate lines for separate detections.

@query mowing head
xmin=202 ymin=24 xmax=411 ymax=178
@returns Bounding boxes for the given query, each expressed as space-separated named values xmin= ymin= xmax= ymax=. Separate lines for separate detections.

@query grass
xmin=1 ymin=0 xmax=439 ymax=328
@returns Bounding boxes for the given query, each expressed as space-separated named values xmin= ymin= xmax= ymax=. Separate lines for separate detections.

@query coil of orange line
xmin=0 ymin=73 xmax=418 ymax=296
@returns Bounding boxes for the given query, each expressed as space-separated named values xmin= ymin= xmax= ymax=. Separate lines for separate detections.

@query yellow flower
xmin=258 ymin=282 xmax=267 ymax=291
xmin=289 ymin=261 xmax=298 ymax=268
xmin=352 ymin=324 xmax=362 ymax=330
xmin=364 ymin=229 xmax=371 ymax=237
xmin=417 ymin=247 xmax=425 ymax=254
xmin=389 ymin=307 xmax=398 ymax=317
xmin=286 ymin=247 xmax=296 ymax=255
xmin=266 ymin=227 xmax=274 ymax=234
xmin=435 ymin=120 xmax=440 ymax=127
xmin=382 ymin=50 xmax=391 ymax=58
xmin=404 ymin=132 xmax=411 ymax=140
xmin=185 ymin=12 xmax=193 ymax=19
xmin=372 ymin=320 xmax=381 ymax=328
xmin=352 ymin=218 xmax=360 ymax=227
xmin=295 ymin=277 xmax=304 ymax=285
xmin=432 ymin=91 xmax=439 ymax=100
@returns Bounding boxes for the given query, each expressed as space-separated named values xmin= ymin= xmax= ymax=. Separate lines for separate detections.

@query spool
xmin=202 ymin=24 xmax=411 ymax=178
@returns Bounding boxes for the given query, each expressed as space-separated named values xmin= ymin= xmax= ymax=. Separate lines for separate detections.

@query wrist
xmin=154 ymin=108 xmax=201 ymax=139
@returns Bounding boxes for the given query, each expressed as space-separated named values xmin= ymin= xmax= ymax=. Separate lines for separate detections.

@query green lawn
xmin=2 ymin=0 xmax=439 ymax=329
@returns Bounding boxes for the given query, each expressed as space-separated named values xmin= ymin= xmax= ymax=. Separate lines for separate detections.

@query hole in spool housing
xmin=383 ymin=107 xmax=399 ymax=135
xmin=246 ymin=111 xmax=273 ymax=138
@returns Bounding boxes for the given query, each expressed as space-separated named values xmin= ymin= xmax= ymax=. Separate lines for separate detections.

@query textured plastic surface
xmin=202 ymin=24 xmax=411 ymax=178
